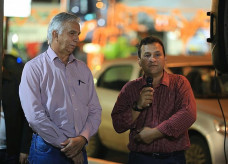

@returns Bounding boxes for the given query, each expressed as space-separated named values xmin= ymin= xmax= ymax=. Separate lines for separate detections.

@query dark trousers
xmin=128 ymin=151 xmax=186 ymax=164
xmin=28 ymin=134 xmax=88 ymax=164
xmin=0 ymin=149 xmax=19 ymax=164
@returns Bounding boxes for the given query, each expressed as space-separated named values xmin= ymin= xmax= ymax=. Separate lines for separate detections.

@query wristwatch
xmin=132 ymin=101 xmax=144 ymax=112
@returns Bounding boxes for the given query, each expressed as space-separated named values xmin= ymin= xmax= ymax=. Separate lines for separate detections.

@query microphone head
xmin=146 ymin=76 xmax=153 ymax=87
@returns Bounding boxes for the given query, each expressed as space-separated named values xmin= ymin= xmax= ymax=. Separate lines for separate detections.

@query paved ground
xmin=88 ymin=157 xmax=121 ymax=164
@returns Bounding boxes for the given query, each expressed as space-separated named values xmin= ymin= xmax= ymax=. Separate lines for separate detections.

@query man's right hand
xmin=132 ymin=87 xmax=154 ymax=121
xmin=137 ymin=87 xmax=154 ymax=109
xmin=60 ymin=136 xmax=87 ymax=158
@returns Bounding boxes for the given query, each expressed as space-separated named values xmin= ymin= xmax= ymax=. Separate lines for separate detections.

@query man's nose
xmin=73 ymin=35 xmax=79 ymax=42
xmin=149 ymin=56 xmax=156 ymax=62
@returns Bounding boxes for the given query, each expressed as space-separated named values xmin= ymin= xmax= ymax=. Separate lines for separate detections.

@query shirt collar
xmin=142 ymin=71 xmax=170 ymax=87
xmin=46 ymin=46 xmax=76 ymax=63
xmin=68 ymin=54 xmax=77 ymax=63
xmin=161 ymin=71 xmax=170 ymax=87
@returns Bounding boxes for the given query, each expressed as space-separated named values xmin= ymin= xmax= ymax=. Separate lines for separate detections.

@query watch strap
xmin=132 ymin=101 xmax=144 ymax=112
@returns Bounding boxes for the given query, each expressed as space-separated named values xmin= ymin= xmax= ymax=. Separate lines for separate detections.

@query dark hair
xmin=137 ymin=35 xmax=166 ymax=58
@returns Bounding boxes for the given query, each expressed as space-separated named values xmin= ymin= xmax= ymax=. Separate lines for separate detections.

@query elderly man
xmin=19 ymin=12 xmax=102 ymax=164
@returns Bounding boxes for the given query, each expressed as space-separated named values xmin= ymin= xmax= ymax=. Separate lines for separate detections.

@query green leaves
xmin=102 ymin=36 xmax=137 ymax=60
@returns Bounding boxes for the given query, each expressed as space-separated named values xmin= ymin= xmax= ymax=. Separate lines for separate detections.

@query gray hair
xmin=47 ymin=12 xmax=80 ymax=44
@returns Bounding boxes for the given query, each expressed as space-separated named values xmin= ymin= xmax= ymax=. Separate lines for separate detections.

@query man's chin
xmin=66 ymin=48 xmax=75 ymax=54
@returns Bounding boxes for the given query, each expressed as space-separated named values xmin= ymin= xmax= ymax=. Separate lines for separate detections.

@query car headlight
xmin=214 ymin=119 xmax=228 ymax=136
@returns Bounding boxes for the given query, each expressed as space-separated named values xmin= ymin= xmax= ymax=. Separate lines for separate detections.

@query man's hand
xmin=134 ymin=127 xmax=164 ymax=144
xmin=132 ymin=87 xmax=154 ymax=121
xmin=72 ymin=152 xmax=84 ymax=164
xmin=60 ymin=136 xmax=87 ymax=158
xmin=137 ymin=87 xmax=154 ymax=109
xmin=19 ymin=153 xmax=28 ymax=164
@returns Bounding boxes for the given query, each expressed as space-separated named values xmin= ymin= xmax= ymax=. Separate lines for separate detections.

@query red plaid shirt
xmin=111 ymin=71 xmax=196 ymax=153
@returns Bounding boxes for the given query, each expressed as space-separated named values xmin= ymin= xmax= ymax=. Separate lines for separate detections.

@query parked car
xmin=87 ymin=55 xmax=228 ymax=164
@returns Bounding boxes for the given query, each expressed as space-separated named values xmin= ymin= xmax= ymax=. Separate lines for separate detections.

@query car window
xmin=97 ymin=65 xmax=133 ymax=91
xmin=169 ymin=66 xmax=228 ymax=98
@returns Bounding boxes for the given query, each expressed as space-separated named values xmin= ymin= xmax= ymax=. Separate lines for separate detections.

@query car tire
xmin=86 ymin=133 xmax=106 ymax=158
xmin=185 ymin=135 xmax=212 ymax=164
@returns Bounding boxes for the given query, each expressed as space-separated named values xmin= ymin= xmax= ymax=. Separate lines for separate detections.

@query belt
xmin=135 ymin=150 xmax=184 ymax=159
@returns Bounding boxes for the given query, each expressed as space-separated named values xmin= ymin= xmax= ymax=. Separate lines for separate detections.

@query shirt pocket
xmin=74 ymin=79 xmax=90 ymax=106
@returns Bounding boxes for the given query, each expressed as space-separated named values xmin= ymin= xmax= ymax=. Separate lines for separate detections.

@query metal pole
xmin=0 ymin=0 xmax=4 ymax=100
xmin=4 ymin=17 xmax=9 ymax=50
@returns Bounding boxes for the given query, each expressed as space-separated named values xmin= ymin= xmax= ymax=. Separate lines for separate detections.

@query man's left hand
xmin=60 ymin=136 xmax=87 ymax=158
xmin=72 ymin=151 xmax=84 ymax=164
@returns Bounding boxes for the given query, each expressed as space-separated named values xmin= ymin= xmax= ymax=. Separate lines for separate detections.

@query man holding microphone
xmin=111 ymin=36 xmax=196 ymax=164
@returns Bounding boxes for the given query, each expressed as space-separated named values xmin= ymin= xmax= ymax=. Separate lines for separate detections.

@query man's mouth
xmin=70 ymin=45 xmax=77 ymax=49
xmin=149 ymin=65 xmax=157 ymax=67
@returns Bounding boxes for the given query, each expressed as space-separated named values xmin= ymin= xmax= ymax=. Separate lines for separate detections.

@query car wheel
xmin=86 ymin=133 xmax=106 ymax=158
xmin=185 ymin=135 xmax=212 ymax=164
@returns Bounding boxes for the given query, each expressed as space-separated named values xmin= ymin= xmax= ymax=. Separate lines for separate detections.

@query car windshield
xmin=169 ymin=66 xmax=228 ymax=98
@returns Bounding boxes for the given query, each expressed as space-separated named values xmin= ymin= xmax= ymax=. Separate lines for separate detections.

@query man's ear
xmin=52 ymin=30 xmax=58 ymax=41
xmin=138 ymin=57 xmax=142 ymax=67
xmin=164 ymin=55 xmax=167 ymax=63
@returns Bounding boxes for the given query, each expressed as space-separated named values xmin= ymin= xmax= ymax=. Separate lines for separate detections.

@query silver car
xmin=87 ymin=55 xmax=228 ymax=164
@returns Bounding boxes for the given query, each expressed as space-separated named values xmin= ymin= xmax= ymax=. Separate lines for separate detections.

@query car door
xmin=95 ymin=64 xmax=134 ymax=152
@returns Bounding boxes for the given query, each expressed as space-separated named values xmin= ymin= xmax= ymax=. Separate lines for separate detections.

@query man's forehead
xmin=64 ymin=21 xmax=80 ymax=27
xmin=64 ymin=22 xmax=80 ymax=30
xmin=141 ymin=43 xmax=162 ymax=50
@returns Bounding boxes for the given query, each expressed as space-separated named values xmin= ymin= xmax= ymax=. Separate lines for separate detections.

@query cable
xmin=214 ymin=70 xmax=228 ymax=163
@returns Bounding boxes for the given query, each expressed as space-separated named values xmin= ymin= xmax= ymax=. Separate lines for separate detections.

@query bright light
xmin=4 ymin=0 xmax=31 ymax=17
xmin=167 ymin=30 xmax=180 ymax=40
xmin=83 ymin=43 xmax=101 ymax=53
xmin=97 ymin=19 xmax=106 ymax=26
xmin=93 ymin=78 xmax=98 ymax=84
xmin=88 ymin=22 xmax=96 ymax=30
xmin=95 ymin=65 xmax=101 ymax=71
xmin=71 ymin=6 xmax=80 ymax=13
xmin=84 ymin=14 xmax=96 ymax=21
xmin=96 ymin=2 xmax=104 ymax=9
xmin=17 ymin=57 xmax=23 ymax=64
xmin=12 ymin=34 xmax=19 ymax=43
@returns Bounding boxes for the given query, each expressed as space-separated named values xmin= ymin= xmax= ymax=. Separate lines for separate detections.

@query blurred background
xmin=2 ymin=0 xmax=211 ymax=71
xmin=1 ymin=1 xmax=215 ymax=163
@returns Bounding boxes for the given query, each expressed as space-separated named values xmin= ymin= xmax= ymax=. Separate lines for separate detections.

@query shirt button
xmin=75 ymin=108 xmax=78 ymax=111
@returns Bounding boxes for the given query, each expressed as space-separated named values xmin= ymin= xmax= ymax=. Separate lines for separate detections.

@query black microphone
xmin=146 ymin=76 xmax=153 ymax=107
xmin=146 ymin=76 xmax=153 ymax=88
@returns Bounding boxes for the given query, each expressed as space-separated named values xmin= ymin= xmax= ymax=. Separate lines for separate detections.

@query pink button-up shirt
xmin=19 ymin=47 xmax=102 ymax=148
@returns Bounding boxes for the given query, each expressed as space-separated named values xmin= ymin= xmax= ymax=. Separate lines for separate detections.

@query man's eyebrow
xmin=143 ymin=51 xmax=151 ymax=55
xmin=69 ymin=30 xmax=81 ymax=35
xmin=153 ymin=51 xmax=161 ymax=53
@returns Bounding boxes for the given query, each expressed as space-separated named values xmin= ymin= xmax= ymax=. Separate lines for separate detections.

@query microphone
xmin=146 ymin=76 xmax=153 ymax=107
xmin=146 ymin=76 xmax=153 ymax=88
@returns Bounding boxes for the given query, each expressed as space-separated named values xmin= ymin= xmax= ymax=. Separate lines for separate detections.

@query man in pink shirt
xmin=112 ymin=36 xmax=196 ymax=164
xmin=19 ymin=12 xmax=102 ymax=164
